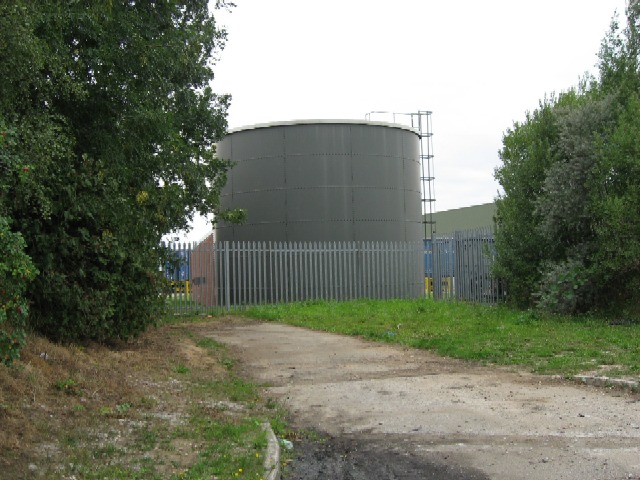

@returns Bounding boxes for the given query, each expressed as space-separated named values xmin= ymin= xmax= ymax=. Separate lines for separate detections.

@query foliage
xmin=0 ymin=118 xmax=38 ymax=366
xmin=0 ymin=1 xmax=240 ymax=342
xmin=493 ymin=97 xmax=561 ymax=307
xmin=494 ymin=4 xmax=640 ymax=314
xmin=0 ymin=217 xmax=37 ymax=366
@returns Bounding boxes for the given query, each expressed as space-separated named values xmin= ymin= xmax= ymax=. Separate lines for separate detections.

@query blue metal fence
xmin=429 ymin=227 xmax=504 ymax=304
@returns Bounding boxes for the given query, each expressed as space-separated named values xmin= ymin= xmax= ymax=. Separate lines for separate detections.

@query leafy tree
xmin=0 ymin=1 xmax=240 ymax=342
xmin=0 ymin=119 xmax=38 ymax=365
xmin=590 ymin=93 xmax=640 ymax=307
xmin=494 ymin=4 xmax=640 ymax=314
xmin=493 ymin=97 xmax=562 ymax=307
xmin=533 ymin=91 xmax=617 ymax=313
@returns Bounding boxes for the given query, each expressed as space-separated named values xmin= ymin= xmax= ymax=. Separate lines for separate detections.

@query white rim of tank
xmin=226 ymin=119 xmax=420 ymax=136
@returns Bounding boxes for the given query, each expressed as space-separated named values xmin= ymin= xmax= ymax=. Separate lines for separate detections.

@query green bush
xmin=535 ymin=257 xmax=593 ymax=315
xmin=0 ymin=217 xmax=37 ymax=366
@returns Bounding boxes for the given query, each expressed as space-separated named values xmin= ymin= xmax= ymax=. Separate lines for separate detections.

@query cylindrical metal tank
xmin=215 ymin=120 xmax=422 ymax=242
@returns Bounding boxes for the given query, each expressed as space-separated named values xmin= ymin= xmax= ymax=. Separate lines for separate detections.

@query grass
xmin=239 ymin=297 xmax=640 ymax=378
xmin=0 ymin=321 xmax=288 ymax=480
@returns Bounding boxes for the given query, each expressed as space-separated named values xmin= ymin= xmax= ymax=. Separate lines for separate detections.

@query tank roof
xmin=227 ymin=119 xmax=420 ymax=135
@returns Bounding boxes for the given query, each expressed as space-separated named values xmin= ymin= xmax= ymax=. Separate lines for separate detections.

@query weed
xmin=92 ymin=443 xmax=122 ymax=459
xmin=54 ymin=378 xmax=80 ymax=395
xmin=116 ymin=402 xmax=131 ymax=414
xmin=220 ymin=357 xmax=235 ymax=369
xmin=99 ymin=406 xmax=114 ymax=415
xmin=174 ymin=363 xmax=190 ymax=374
xmin=195 ymin=337 xmax=222 ymax=350
xmin=135 ymin=427 xmax=158 ymax=451
xmin=136 ymin=396 xmax=158 ymax=409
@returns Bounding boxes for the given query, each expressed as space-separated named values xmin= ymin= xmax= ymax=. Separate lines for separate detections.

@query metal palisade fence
xmin=163 ymin=239 xmax=425 ymax=314
xmin=430 ymin=227 xmax=505 ymax=304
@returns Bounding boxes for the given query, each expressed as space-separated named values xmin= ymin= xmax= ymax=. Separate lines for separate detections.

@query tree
xmin=0 ymin=117 xmax=38 ymax=365
xmin=590 ymin=93 xmax=640 ymax=308
xmin=494 ymin=4 xmax=640 ymax=314
xmin=0 ymin=1 xmax=240 ymax=342
xmin=493 ymin=97 xmax=562 ymax=307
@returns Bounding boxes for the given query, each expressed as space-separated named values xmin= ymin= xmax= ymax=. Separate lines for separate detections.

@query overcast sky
xmin=181 ymin=0 xmax=628 ymax=242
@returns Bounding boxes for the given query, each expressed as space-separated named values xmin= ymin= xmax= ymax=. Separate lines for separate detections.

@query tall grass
xmin=240 ymin=298 xmax=640 ymax=377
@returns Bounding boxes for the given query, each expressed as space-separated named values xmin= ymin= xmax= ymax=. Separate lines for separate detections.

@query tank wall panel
xmin=232 ymin=128 xmax=285 ymax=159
xmin=403 ymin=158 xmax=421 ymax=192
xmin=353 ymin=189 xmax=404 ymax=220
xmin=402 ymin=132 xmax=420 ymax=162
xmin=286 ymin=222 xmax=353 ymax=242
xmin=231 ymin=224 xmax=288 ymax=242
xmin=353 ymin=221 xmax=406 ymax=241
xmin=225 ymin=157 xmax=285 ymax=192
xmin=232 ymin=191 xmax=286 ymax=223
xmin=284 ymin=124 xmax=352 ymax=154
xmin=216 ymin=138 xmax=232 ymax=162
xmin=405 ymin=190 xmax=422 ymax=216
xmin=352 ymin=156 xmax=403 ymax=189
xmin=405 ymin=221 xmax=423 ymax=241
xmin=351 ymin=125 xmax=404 ymax=156
xmin=287 ymin=188 xmax=352 ymax=222
xmin=285 ymin=155 xmax=352 ymax=188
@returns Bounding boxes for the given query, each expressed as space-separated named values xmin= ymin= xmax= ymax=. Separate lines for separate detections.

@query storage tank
xmin=215 ymin=119 xmax=422 ymax=242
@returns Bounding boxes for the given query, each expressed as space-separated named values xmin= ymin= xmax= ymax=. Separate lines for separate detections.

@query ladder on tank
xmin=365 ymin=110 xmax=436 ymax=240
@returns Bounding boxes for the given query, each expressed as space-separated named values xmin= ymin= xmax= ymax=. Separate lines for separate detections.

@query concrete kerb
xmin=262 ymin=422 xmax=281 ymax=480
xmin=573 ymin=375 xmax=640 ymax=391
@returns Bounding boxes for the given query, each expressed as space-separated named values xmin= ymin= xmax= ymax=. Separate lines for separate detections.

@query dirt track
xmin=195 ymin=320 xmax=640 ymax=480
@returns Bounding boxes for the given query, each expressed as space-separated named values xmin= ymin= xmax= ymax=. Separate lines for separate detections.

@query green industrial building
xmin=424 ymin=203 xmax=496 ymax=239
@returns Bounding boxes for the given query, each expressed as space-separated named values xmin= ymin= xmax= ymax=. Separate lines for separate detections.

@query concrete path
xmin=195 ymin=321 xmax=640 ymax=480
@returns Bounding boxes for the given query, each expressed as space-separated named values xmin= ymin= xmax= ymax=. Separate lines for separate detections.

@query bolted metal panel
xmin=286 ymin=222 xmax=354 ymax=242
xmin=284 ymin=124 xmax=352 ymax=154
xmin=352 ymin=188 xmax=404 ymax=220
xmin=404 ymin=191 xmax=422 ymax=229
xmin=353 ymin=221 xmax=407 ymax=242
xmin=230 ymin=190 xmax=287 ymax=223
xmin=216 ymin=120 xmax=422 ymax=243
xmin=352 ymin=155 xmax=404 ymax=189
xmin=229 ymin=156 xmax=286 ymax=192
xmin=231 ymin=127 xmax=285 ymax=158
xmin=285 ymin=154 xmax=353 ymax=188
xmin=350 ymin=124 xmax=405 ymax=156
xmin=287 ymin=187 xmax=352 ymax=222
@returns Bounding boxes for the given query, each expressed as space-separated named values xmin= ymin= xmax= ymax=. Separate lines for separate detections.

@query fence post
xmin=224 ymin=242 xmax=230 ymax=311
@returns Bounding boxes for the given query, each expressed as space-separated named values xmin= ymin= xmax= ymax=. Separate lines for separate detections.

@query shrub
xmin=0 ymin=217 xmax=37 ymax=366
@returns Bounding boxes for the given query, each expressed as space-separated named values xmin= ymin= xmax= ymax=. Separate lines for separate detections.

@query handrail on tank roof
xmin=365 ymin=110 xmax=433 ymax=135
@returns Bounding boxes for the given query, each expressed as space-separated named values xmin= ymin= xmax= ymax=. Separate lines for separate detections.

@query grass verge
xmin=240 ymin=297 xmax=640 ymax=378
xmin=0 ymin=320 xmax=288 ymax=480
